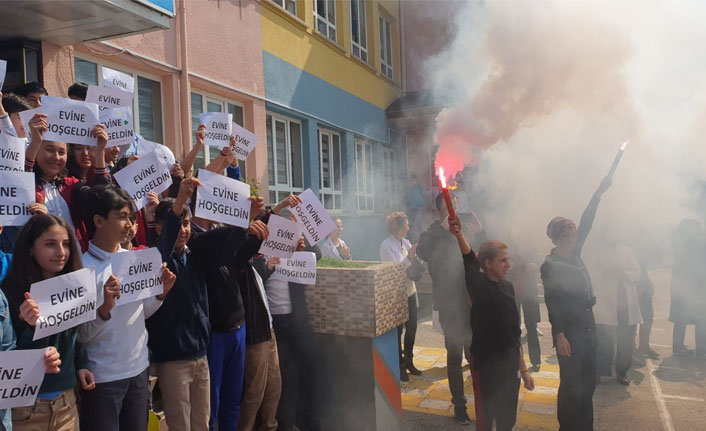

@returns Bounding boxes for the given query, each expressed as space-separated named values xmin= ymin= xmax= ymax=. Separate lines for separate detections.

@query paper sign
xmin=231 ymin=122 xmax=258 ymax=160
xmin=292 ymin=189 xmax=336 ymax=245
xmin=110 ymin=248 xmax=164 ymax=307
xmin=194 ymin=169 xmax=251 ymax=228
xmin=31 ymin=268 xmax=97 ymax=341
xmin=0 ymin=349 xmax=48 ymax=409
xmin=100 ymin=106 xmax=134 ymax=148
xmin=136 ymin=136 xmax=175 ymax=170
xmin=18 ymin=96 xmax=100 ymax=146
xmin=269 ymin=252 xmax=317 ymax=285
xmin=199 ymin=112 xmax=233 ymax=149
xmin=0 ymin=172 xmax=36 ymax=226
xmin=0 ymin=59 xmax=6 ymax=90
xmin=113 ymin=151 xmax=173 ymax=211
xmin=258 ymin=214 xmax=301 ymax=259
xmin=85 ymin=85 xmax=133 ymax=111
xmin=0 ymin=134 xmax=26 ymax=171
xmin=102 ymin=67 xmax=135 ymax=93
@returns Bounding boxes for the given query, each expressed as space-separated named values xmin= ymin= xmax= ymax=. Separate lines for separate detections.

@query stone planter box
xmin=305 ymin=261 xmax=409 ymax=337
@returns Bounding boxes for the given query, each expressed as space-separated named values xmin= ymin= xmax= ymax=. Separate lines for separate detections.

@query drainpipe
xmin=399 ymin=0 xmax=406 ymax=95
xmin=178 ymin=0 xmax=192 ymax=159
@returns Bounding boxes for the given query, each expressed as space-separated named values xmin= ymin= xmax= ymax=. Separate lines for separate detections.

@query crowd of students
xmin=0 ymin=81 xmax=330 ymax=431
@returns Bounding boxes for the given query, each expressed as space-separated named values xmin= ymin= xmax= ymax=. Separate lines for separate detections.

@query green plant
xmin=247 ymin=178 xmax=261 ymax=197
xmin=317 ymin=257 xmax=373 ymax=269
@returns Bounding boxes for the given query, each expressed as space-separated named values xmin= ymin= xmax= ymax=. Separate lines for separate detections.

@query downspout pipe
xmin=178 ymin=0 xmax=192 ymax=159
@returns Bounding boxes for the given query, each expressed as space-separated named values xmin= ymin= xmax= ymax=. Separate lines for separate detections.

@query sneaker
xmin=453 ymin=407 xmax=471 ymax=426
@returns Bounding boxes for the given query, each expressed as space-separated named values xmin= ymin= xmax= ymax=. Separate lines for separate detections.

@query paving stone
xmin=522 ymin=402 xmax=556 ymax=415
xmin=419 ymin=398 xmax=452 ymax=411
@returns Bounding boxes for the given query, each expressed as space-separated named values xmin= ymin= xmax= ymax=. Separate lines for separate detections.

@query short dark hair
xmin=1 ymin=93 xmax=31 ymax=114
xmin=82 ymin=185 xmax=135 ymax=234
xmin=435 ymin=191 xmax=457 ymax=210
xmin=13 ymin=81 xmax=47 ymax=98
xmin=155 ymin=198 xmax=190 ymax=225
xmin=67 ymin=82 xmax=89 ymax=101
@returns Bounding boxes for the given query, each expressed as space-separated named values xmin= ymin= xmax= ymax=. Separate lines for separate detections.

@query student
xmin=1 ymin=214 xmax=115 ymax=431
xmin=149 ymin=178 xmax=267 ymax=431
xmin=66 ymin=145 xmax=92 ymax=181
xmin=104 ymin=146 xmax=121 ymax=171
xmin=0 ymin=92 xmax=31 ymax=138
xmin=450 ymin=220 xmax=534 ymax=431
xmin=77 ymin=185 xmax=176 ymax=431
xmin=12 ymin=82 xmax=47 ymax=108
xmin=24 ymin=113 xmax=111 ymax=252
xmin=321 ymin=219 xmax=351 ymax=261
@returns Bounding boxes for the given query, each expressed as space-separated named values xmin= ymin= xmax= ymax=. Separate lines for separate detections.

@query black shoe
xmin=674 ymin=346 xmax=693 ymax=355
xmin=453 ymin=407 xmax=471 ymax=426
xmin=640 ymin=346 xmax=660 ymax=359
xmin=530 ymin=364 xmax=541 ymax=373
xmin=406 ymin=362 xmax=423 ymax=376
xmin=617 ymin=375 xmax=631 ymax=385
xmin=400 ymin=369 xmax=409 ymax=382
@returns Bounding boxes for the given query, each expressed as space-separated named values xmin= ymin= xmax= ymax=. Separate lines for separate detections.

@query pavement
xmin=402 ymin=268 xmax=706 ymax=431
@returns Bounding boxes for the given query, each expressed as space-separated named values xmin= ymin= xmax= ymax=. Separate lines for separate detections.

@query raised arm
xmin=576 ymin=176 xmax=612 ymax=255
xmin=181 ymin=124 xmax=205 ymax=177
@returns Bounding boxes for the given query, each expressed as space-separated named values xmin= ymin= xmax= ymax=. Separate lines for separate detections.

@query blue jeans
xmin=208 ymin=325 xmax=247 ymax=431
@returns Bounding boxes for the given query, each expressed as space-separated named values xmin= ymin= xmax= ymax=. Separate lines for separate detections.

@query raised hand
xmin=92 ymin=124 xmax=108 ymax=149
xmin=267 ymin=257 xmax=281 ymax=270
xmin=28 ymin=113 xmax=48 ymax=143
xmin=28 ymin=202 xmax=48 ymax=216
xmin=248 ymin=220 xmax=269 ymax=241
xmin=273 ymin=195 xmax=303 ymax=215
xmin=249 ymin=196 xmax=266 ymax=219
xmin=98 ymin=275 xmax=120 ymax=320
xmin=156 ymin=263 xmax=176 ymax=300
xmin=144 ymin=192 xmax=160 ymax=223
xmin=19 ymin=292 xmax=40 ymax=327
xmin=195 ymin=124 xmax=206 ymax=146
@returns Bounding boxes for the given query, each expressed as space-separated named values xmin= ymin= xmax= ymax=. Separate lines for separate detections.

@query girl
xmin=1 ymin=214 xmax=118 ymax=430
xmin=66 ymin=144 xmax=92 ymax=181
xmin=24 ymin=113 xmax=112 ymax=252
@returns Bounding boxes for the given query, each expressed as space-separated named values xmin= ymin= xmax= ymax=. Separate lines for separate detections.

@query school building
xmin=0 ymin=0 xmax=417 ymax=260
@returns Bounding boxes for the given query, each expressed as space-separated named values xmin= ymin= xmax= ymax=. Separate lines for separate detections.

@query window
xmin=271 ymin=0 xmax=296 ymax=15
xmin=318 ymin=129 xmax=342 ymax=211
xmin=355 ymin=140 xmax=374 ymax=212
xmin=267 ymin=113 xmax=304 ymax=205
xmin=73 ymin=57 xmax=163 ymax=144
xmin=379 ymin=15 xmax=393 ymax=79
xmin=190 ymin=91 xmax=245 ymax=171
xmin=315 ymin=0 xmax=337 ymax=42
xmin=383 ymin=148 xmax=397 ymax=210
xmin=350 ymin=0 xmax=367 ymax=62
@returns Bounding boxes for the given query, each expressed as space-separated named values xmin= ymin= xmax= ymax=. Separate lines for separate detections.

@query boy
xmin=79 ymin=185 xmax=176 ymax=431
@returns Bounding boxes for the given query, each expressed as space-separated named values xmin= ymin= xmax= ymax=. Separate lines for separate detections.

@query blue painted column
xmin=341 ymin=131 xmax=357 ymax=213
xmin=302 ymin=118 xmax=320 ymax=194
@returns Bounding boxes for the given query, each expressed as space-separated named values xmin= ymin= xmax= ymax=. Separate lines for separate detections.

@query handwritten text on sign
xmin=0 ymin=349 xmax=48 ymax=409
xmin=258 ymin=215 xmax=301 ymax=259
xmin=113 ymin=151 xmax=173 ymax=211
xmin=85 ymin=85 xmax=133 ymax=111
xmin=31 ymin=268 xmax=97 ymax=340
xmin=195 ymin=169 xmax=251 ymax=228
xmin=292 ymin=189 xmax=336 ymax=245
xmin=110 ymin=247 xmax=164 ymax=307
xmin=100 ymin=106 xmax=134 ymax=148
xmin=231 ymin=122 xmax=258 ymax=160
xmin=0 ymin=172 xmax=36 ymax=226
xmin=0 ymin=134 xmax=26 ymax=171
xmin=18 ymin=97 xmax=100 ymax=146
xmin=102 ymin=68 xmax=135 ymax=93
xmin=199 ymin=113 xmax=233 ymax=149
xmin=270 ymin=252 xmax=317 ymax=285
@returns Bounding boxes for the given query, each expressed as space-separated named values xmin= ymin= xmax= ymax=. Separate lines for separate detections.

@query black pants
xmin=440 ymin=314 xmax=472 ymax=408
xmin=80 ymin=368 xmax=150 ymax=431
xmin=525 ymin=319 xmax=541 ymax=366
xmin=673 ymin=322 xmax=706 ymax=354
xmin=470 ymin=353 xmax=520 ymax=431
xmin=398 ymin=294 xmax=418 ymax=368
xmin=557 ymin=332 xmax=596 ymax=431
xmin=596 ymin=324 xmax=636 ymax=378
xmin=638 ymin=293 xmax=654 ymax=350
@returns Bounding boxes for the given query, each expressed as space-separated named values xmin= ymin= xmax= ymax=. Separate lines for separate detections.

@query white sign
xmin=0 ymin=134 xmax=26 ymax=171
xmin=102 ymin=68 xmax=135 ymax=93
xmin=231 ymin=122 xmax=258 ymax=160
xmin=18 ymin=97 xmax=100 ymax=146
xmin=0 ymin=349 xmax=48 ymax=409
xmin=258 ymin=214 xmax=301 ymax=259
xmin=31 ymin=268 xmax=97 ymax=341
xmin=113 ymin=151 xmax=173 ymax=211
xmin=110 ymin=248 xmax=164 ymax=307
xmin=199 ymin=112 xmax=233 ymax=149
xmin=0 ymin=172 xmax=36 ymax=226
xmin=136 ymin=136 xmax=175 ymax=170
xmin=100 ymin=106 xmax=134 ymax=148
xmin=292 ymin=189 xmax=336 ymax=245
xmin=194 ymin=169 xmax=251 ymax=228
xmin=270 ymin=252 xmax=317 ymax=285
xmin=0 ymin=59 xmax=6 ymax=90
xmin=85 ymin=85 xmax=133 ymax=111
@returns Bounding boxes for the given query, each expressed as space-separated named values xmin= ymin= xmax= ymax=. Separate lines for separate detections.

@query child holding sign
xmin=78 ymin=185 xmax=175 ymax=431
xmin=24 ymin=112 xmax=112 ymax=252
xmin=149 ymin=178 xmax=267 ymax=431
xmin=1 ymin=214 xmax=116 ymax=431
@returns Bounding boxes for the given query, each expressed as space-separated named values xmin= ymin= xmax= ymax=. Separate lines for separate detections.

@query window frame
xmin=270 ymin=0 xmax=297 ymax=15
xmin=355 ymin=140 xmax=374 ymax=213
xmin=350 ymin=0 xmax=368 ymax=62
xmin=317 ymin=128 xmax=342 ymax=212
xmin=378 ymin=15 xmax=393 ymax=79
xmin=73 ymin=54 xmax=165 ymax=143
xmin=266 ymin=112 xmax=305 ymax=205
xmin=190 ymin=89 xmax=246 ymax=170
xmin=314 ymin=0 xmax=337 ymax=42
